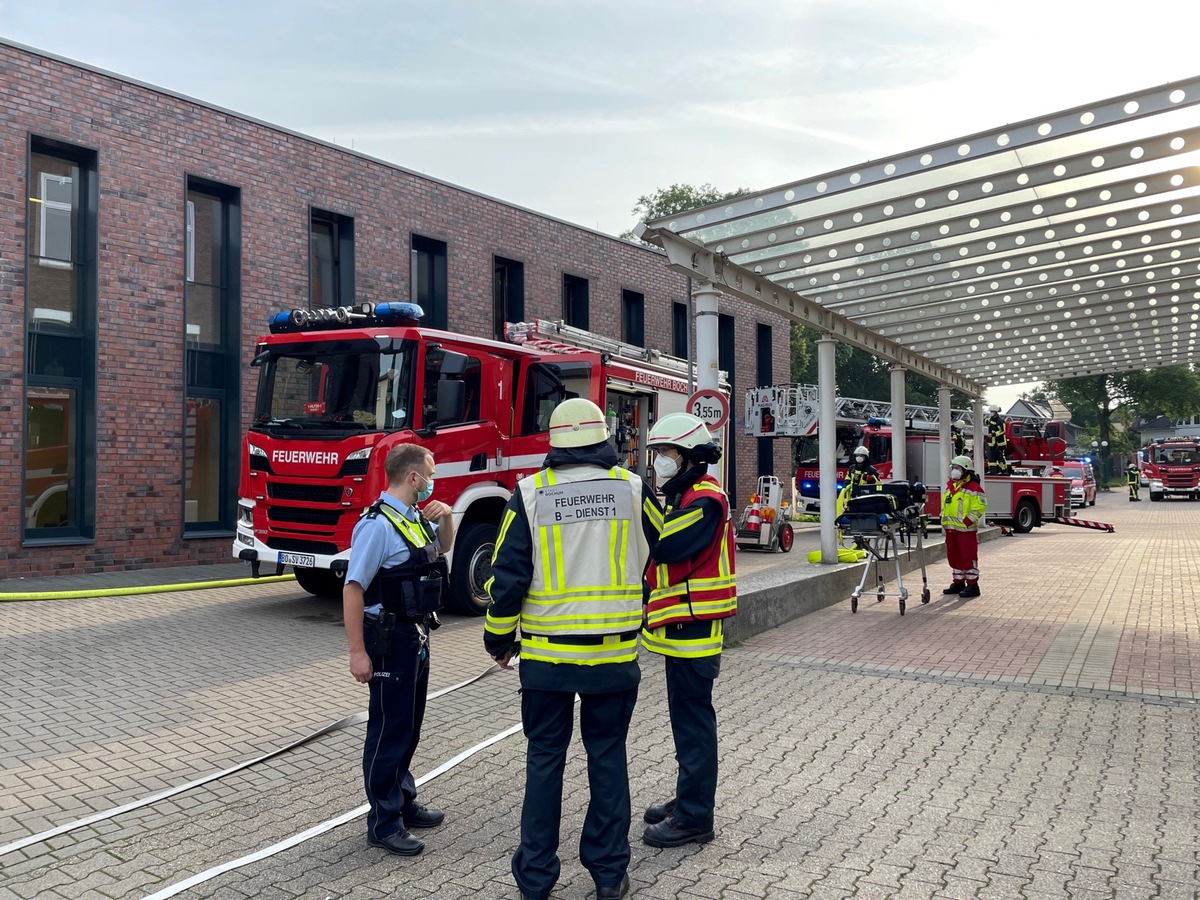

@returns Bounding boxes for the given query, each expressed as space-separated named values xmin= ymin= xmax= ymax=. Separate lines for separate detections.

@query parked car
xmin=1060 ymin=460 xmax=1097 ymax=507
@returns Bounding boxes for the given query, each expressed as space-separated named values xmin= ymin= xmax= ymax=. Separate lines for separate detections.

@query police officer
xmin=941 ymin=454 xmax=987 ymax=598
xmin=343 ymin=443 xmax=455 ymax=857
xmin=485 ymin=398 xmax=661 ymax=900
xmin=951 ymin=420 xmax=967 ymax=457
xmin=846 ymin=445 xmax=881 ymax=495
xmin=1128 ymin=463 xmax=1141 ymax=501
xmin=641 ymin=413 xmax=737 ymax=849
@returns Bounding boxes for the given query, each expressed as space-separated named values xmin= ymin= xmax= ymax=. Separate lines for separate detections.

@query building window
xmin=310 ymin=209 xmax=355 ymax=308
xmin=493 ymin=256 xmax=525 ymax=340
xmin=185 ymin=177 xmax=241 ymax=532
xmin=25 ymin=140 xmax=98 ymax=538
xmin=563 ymin=273 xmax=589 ymax=330
xmin=757 ymin=323 xmax=773 ymax=479
xmin=718 ymin=313 xmax=737 ymax=508
xmin=622 ymin=290 xmax=645 ymax=347
xmin=672 ymin=302 xmax=689 ymax=359
xmin=412 ymin=234 xmax=448 ymax=330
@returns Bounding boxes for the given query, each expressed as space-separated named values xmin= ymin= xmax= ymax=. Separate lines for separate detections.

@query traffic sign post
xmin=687 ymin=389 xmax=730 ymax=431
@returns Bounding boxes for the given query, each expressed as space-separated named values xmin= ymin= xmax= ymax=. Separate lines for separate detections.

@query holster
xmin=363 ymin=604 xmax=397 ymax=656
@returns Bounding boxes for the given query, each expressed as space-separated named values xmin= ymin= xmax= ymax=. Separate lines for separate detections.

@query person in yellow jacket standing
xmin=641 ymin=412 xmax=737 ymax=849
xmin=484 ymin=398 xmax=662 ymax=900
xmin=941 ymin=454 xmax=987 ymax=599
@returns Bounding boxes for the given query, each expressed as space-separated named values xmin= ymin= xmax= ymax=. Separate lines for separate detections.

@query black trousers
xmin=513 ymin=686 xmax=638 ymax=900
xmin=363 ymin=621 xmax=429 ymax=841
xmin=665 ymin=654 xmax=720 ymax=829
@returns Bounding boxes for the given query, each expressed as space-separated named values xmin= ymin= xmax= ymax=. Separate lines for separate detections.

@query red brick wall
xmin=0 ymin=42 xmax=791 ymax=577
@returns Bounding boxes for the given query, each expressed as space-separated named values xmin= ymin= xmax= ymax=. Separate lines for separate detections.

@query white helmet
xmin=988 ymin=405 xmax=1001 ymax=414
xmin=853 ymin=445 xmax=869 ymax=459
xmin=548 ymin=398 xmax=608 ymax=448
xmin=950 ymin=455 xmax=973 ymax=469
xmin=646 ymin=412 xmax=713 ymax=451
xmin=952 ymin=420 xmax=965 ymax=431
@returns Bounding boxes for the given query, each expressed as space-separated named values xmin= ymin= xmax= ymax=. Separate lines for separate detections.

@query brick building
xmin=0 ymin=39 xmax=789 ymax=579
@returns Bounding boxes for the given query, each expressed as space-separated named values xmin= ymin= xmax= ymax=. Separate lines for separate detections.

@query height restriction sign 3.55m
xmin=687 ymin=389 xmax=729 ymax=431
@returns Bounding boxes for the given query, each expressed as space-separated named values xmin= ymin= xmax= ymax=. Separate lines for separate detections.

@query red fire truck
xmin=1142 ymin=436 xmax=1200 ymax=501
xmin=746 ymin=384 xmax=1075 ymax=532
xmin=233 ymin=303 xmax=712 ymax=614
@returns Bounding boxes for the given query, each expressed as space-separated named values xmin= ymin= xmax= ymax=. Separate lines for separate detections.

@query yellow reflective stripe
xmin=484 ymin=614 xmax=519 ymax=636
xmin=491 ymin=507 xmax=517 ymax=564
xmin=519 ymin=633 xmax=639 ymax=665
xmin=643 ymin=495 xmax=664 ymax=532
xmin=660 ymin=507 xmax=704 ymax=540
xmin=376 ymin=505 xmax=431 ymax=547
xmin=640 ymin=623 xmax=723 ymax=657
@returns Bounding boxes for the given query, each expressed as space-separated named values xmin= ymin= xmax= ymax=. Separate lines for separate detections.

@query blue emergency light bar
xmin=267 ymin=302 xmax=425 ymax=334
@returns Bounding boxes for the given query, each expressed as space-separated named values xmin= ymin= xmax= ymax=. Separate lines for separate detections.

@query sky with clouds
xmin=5 ymin=0 xmax=1199 ymax=406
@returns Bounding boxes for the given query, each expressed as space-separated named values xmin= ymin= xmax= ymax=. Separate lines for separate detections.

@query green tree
xmin=620 ymin=183 xmax=749 ymax=242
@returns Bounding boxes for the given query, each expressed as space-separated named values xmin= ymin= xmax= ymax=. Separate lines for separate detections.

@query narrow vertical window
xmin=563 ymin=273 xmax=589 ymax=330
xmin=185 ymin=177 xmax=241 ymax=532
xmin=672 ymin=301 xmax=689 ymax=359
xmin=310 ymin=208 xmax=355 ymax=308
xmin=718 ymin=313 xmax=737 ymax=508
xmin=25 ymin=140 xmax=97 ymax=538
xmin=621 ymin=289 xmax=645 ymax=347
xmin=756 ymin=323 xmax=773 ymax=478
xmin=411 ymin=234 xmax=448 ymax=330
xmin=493 ymin=256 xmax=525 ymax=340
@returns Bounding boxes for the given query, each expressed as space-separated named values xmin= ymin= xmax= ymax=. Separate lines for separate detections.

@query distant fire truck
xmin=234 ymin=303 xmax=719 ymax=613
xmin=746 ymin=384 xmax=1076 ymax=533
xmin=1141 ymin=436 xmax=1200 ymax=501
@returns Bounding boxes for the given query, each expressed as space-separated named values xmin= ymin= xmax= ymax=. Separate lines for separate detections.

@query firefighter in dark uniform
xmin=985 ymin=405 xmax=1010 ymax=475
xmin=1128 ymin=463 xmax=1141 ymax=501
xmin=485 ymin=398 xmax=662 ymax=900
xmin=951 ymin=420 xmax=967 ymax=458
xmin=641 ymin=412 xmax=737 ymax=849
xmin=846 ymin=445 xmax=881 ymax=495
xmin=343 ymin=443 xmax=455 ymax=857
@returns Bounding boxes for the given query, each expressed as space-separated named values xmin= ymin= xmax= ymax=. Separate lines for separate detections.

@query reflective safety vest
xmin=941 ymin=479 xmax=987 ymax=532
xmin=644 ymin=475 xmax=737 ymax=645
xmin=514 ymin=465 xmax=651 ymax=665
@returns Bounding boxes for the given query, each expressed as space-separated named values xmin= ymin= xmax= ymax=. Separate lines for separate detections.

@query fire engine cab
xmin=1142 ymin=436 xmax=1200 ymax=501
xmin=234 ymin=303 xmax=715 ymax=614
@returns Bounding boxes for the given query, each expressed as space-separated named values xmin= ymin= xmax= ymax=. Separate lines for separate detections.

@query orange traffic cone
xmin=745 ymin=494 xmax=762 ymax=534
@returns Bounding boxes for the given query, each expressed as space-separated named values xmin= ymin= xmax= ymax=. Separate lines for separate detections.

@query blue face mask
xmin=415 ymin=473 xmax=435 ymax=502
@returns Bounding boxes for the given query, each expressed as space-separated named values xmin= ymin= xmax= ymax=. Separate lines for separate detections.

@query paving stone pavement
xmin=0 ymin=491 xmax=1197 ymax=899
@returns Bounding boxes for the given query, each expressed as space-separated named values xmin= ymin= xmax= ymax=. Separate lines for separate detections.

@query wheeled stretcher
xmin=836 ymin=481 xmax=930 ymax=615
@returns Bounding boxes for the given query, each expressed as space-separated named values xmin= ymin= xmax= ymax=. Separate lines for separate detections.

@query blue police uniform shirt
xmin=345 ymin=492 xmax=440 ymax=589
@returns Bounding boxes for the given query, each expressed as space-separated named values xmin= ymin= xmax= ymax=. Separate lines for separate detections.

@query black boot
xmin=643 ymin=817 xmax=715 ymax=848
xmin=942 ymin=582 xmax=965 ymax=595
xmin=959 ymin=583 xmax=981 ymax=599
xmin=644 ymin=798 xmax=676 ymax=825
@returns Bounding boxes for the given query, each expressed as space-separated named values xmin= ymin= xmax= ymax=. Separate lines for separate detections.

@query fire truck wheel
xmin=778 ymin=524 xmax=794 ymax=552
xmin=1150 ymin=492 xmax=1163 ymax=502
xmin=449 ymin=522 xmax=497 ymax=617
xmin=293 ymin=566 xmax=345 ymax=599
xmin=1013 ymin=499 xmax=1037 ymax=534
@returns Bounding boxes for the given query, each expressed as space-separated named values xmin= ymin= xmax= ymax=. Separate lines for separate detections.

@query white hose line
xmin=143 ymin=720 xmax=525 ymax=900
xmin=0 ymin=664 xmax=499 ymax=860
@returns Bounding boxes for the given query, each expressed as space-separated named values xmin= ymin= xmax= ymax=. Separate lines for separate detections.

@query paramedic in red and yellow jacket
xmin=941 ymin=454 xmax=988 ymax=599
xmin=640 ymin=412 xmax=736 ymax=850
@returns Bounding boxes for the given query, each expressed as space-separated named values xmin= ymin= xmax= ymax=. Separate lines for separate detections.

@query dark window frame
xmin=621 ymin=289 xmax=645 ymax=347
xmin=23 ymin=136 xmax=99 ymax=543
xmin=309 ymin=207 xmax=355 ymax=309
xmin=756 ymin=323 xmax=773 ymax=480
xmin=183 ymin=175 xmax=242 ymax=535
xmin=562 ymin=273 xmax=589 ymax=330
xmin=672 ymin=301 xmax=689 ymax=359
xmin=493 ymin=255 xmax=525 ymax=340
xmin=411 ymin=234 xmax=448 ymax=330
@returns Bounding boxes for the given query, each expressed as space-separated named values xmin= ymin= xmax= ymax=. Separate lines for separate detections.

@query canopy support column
xmin=890 ymin=367 xmax=907 ymax=483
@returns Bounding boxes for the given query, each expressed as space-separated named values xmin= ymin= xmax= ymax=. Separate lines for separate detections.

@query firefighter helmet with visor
xmin=548 ymin=398 xmax=609 ymax=448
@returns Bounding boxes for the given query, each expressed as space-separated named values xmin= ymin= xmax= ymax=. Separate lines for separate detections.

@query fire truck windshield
xmin=252 ymin=341 xmax=414 ymax=432
xmin=1152 ymin=446 xmax=1199 ymax=465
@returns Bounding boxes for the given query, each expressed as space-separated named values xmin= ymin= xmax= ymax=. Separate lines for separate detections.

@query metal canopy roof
xmin=637 ymin=76 xmax=1200 ymax=399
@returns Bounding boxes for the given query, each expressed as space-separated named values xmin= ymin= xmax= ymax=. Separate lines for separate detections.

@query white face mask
xmin=949 ymin=467 xmax=964 ymax=480
xmin=653 ymin=453 xmax=681 ymax=481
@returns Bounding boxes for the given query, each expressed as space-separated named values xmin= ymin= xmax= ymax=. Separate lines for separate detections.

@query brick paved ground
xmin=1 ymin=490 xmax=1197 ymax=899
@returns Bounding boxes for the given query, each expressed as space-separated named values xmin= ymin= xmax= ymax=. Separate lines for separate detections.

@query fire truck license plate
xmin=279 ymin=552 xmax=316 ymax=568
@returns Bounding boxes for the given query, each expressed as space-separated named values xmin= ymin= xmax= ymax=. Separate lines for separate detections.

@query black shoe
xmin=642 ymin=817 xmax=715 ymax=848
xmin=403 ymin=802 xmax=445 ymax=829
xmin=959 ymin=584 xmax=981 ymax=599
xmin=367 ymin=828 xmax=424 ymax=856
xmin=942 ymin=582 xmax=965 ymax=595
xmin=595 ymin=874 xmax=631 ymax=899
xmin=643 ymin=798 xmax=676 ymax=825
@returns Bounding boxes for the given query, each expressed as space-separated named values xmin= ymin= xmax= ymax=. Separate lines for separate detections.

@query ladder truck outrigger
xmin=233 ymin=302 xmax=726 ymax=614
xmin=745 ymin=384 xmax=1110 ymax=534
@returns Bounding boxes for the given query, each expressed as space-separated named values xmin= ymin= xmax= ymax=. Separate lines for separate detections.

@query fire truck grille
xmin=267 ymin=537 xmax=340 ymax=555
xmin=268 ymin=507 xmax=342 ymax=527
xmin=267 ymin=482 xmax=342 ymax=504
